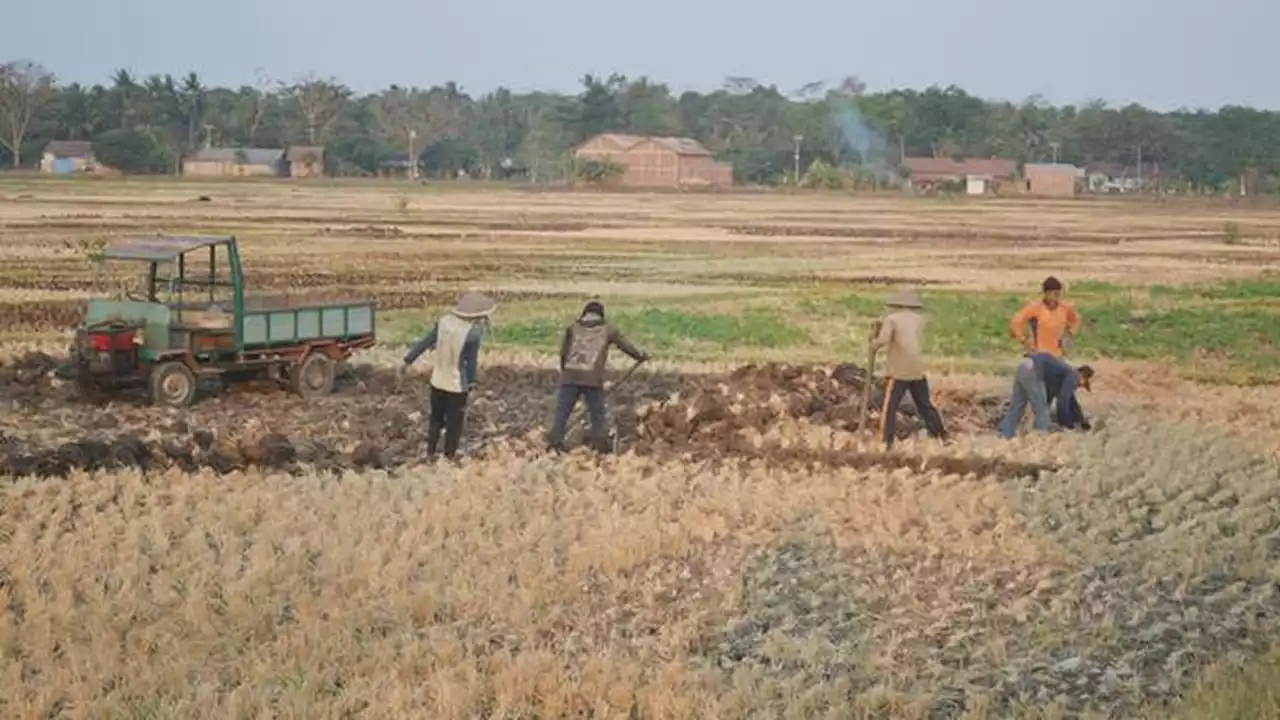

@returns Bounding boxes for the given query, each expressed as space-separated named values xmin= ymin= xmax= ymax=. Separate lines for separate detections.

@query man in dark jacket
xmin=548 ymin=300 xmax=649 ymax=453
xmin=1047 ymin=361 xmax=1093 ymax=430
xmin=998 ymin=351 xmax=1094 ymax=438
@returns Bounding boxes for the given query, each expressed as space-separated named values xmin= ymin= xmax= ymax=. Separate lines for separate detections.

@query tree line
xmin=3 ymin=59 xmax=1280 ymax=191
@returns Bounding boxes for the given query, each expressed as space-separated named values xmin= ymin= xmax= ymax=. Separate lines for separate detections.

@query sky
xmin=11 ymin=0 xmax=1274 ymax=111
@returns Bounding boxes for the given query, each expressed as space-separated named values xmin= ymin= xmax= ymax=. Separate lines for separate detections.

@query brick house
xmin=573 ymin=133 xmax=734 ymax=188
xmin=902 ymin=156 xmax=1018 ymax=192
xmin=182 ymin=148 xmax=287 ymax=177
xmin=1023 ymin=163 xmax=1081 ymax=196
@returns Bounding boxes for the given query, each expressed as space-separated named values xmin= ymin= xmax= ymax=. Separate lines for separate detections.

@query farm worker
xmin=1049 ymin=362 xmax=1094 ymax=431
xmin=400 ymin=292 xmax=497 ymax=460
xmin=548 ymin=300 xmax=649 ymax=453
xmin=1009 ymin=276 xmax=1081 ymax=357
xmin=870 ymin=288 xmax=950 ymax=450
xmin=997 ymin=352 xmax=1096 ymax=438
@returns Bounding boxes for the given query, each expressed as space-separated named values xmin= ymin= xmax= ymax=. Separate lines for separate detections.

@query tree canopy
xmin=4 ymin=60 xmax=1278 ymax=192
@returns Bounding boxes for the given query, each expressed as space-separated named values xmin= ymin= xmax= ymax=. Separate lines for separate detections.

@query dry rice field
xmin=1 ymin=177 xmax=1280 ymax=719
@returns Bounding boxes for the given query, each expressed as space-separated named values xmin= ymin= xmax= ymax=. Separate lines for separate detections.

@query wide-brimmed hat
xmin=452 ymin=292 xmax=497 ymax=319
xmin=885 ymin=288 xmax=923 ymax=309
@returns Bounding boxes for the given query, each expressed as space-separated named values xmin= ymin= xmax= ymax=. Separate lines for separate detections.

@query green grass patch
xmin=1149 ymin=275 xmax=1280 ymax=302
xmin=384 ymin=276 xmax=1280 ymax=381
xmin=1068 ymin=279 xmax=1123 ymax=294
xmin=485 ymin=307 xmax=809 ymax=354
xmin=1186 ymin=277 xmax=1280 ymax=301
xmin=802 ymin=281 xmax=1280 ymax=381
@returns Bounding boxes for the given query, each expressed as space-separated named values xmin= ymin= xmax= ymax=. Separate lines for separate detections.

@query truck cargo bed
xmin=241 ymin=295 xmax=377 ymax=347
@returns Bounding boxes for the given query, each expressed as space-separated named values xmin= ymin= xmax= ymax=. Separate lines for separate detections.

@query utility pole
xmin=408 ymin=129 xmax=417 ymax=181
xmin=1050 ymin=142 xmax=1060 ymax=164
xmin=1136 ymin=144 xmax=1142 ymax=191
xmin=793 ymin=134 xmax=804 ymax=187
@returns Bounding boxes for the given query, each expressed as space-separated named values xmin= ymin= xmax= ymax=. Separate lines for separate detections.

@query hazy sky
xmin=12 ymin=0 xmax=1272 ymax=110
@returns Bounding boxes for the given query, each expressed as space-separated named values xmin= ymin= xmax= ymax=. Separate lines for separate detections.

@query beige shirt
xmin=429 ymin=312 xmax=477 ymax=392
xmin=871 ymin=309 xmax=928 ymax=380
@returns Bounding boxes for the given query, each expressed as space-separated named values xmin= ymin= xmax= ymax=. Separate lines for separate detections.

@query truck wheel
xmin=293 ymin=352 xmax=335 ymax=399
xmin=150 ymin=361 xmax=197 ymax=407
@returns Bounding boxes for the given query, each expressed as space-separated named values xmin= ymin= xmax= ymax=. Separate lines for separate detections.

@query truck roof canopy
xmin=102 ymin=235 xmax=233 ymax=262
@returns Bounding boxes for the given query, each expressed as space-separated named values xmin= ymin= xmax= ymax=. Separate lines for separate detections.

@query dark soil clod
xmin=0 ymin=359 xmax=1036 ymax=479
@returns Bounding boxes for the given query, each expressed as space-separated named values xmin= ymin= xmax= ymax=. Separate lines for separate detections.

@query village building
xmin=1023 ymin=163 xmax=1082 ymax=196
xmin=1084 ymin=162 xmax=1162 ymax=193
xmin=40 ymin=140 xmax=97 ymax=175
xmin=286 ymin=146 xmax=326 ymax=178
xmin=902 ymin=156 xmax=1018 ymax=193
xmin=573 ymin=133 xmax=734 ymax=188
xmin=182 ymin=148 xmax=286 ymax=178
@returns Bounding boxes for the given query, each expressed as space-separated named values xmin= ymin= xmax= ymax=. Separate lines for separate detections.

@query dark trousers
xmin=426 ymin=387 xmax=469 ymax=458
xmin=548 ymin=383 xmax=609 ymax=452
xmin=879 ymin=377 xmax=948 ymax=449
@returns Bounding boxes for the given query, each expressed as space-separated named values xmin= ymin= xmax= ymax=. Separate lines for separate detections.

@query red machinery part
xmin=87 ymin=328 xmax=139 ymax=352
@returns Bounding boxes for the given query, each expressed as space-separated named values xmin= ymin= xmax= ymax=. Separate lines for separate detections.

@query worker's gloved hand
xmin=638 ymin=352 xmax=652 ymax=363
xmin=1061 ymin=333 xmax=1075 ymax=354
xmin=397 ymin=364 xmax=409 ymax=380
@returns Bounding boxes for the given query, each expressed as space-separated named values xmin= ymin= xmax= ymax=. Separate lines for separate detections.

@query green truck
xmin=61 ymin=235 xmax=377 ymax=407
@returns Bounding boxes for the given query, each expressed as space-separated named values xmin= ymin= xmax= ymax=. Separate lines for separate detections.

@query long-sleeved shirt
xmin=559 ymin=313 xmax=645 ymax=387
xmin=403 ymin=312 xmax=486 ymax=393
xmin=1029 ymin=351 xmax=1088 ymax=428
xmin=1010 ymin=300 xmax=1080 ymax=357
xmin=871 ymin=309 xmax=928 ymax=380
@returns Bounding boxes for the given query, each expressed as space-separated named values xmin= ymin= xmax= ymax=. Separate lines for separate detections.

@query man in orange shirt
xmin=1009 ymin=276 xmax=1081 ymax=357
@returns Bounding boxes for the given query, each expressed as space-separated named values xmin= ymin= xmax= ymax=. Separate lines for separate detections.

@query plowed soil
xmin=0 ymin=353 xmax=1046 ymax=480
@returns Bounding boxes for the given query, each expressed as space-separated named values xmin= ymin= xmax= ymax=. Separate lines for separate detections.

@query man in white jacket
xmin=401 ymin=292 xmax=497 ymax=459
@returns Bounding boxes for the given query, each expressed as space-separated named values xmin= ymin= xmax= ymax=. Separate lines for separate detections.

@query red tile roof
xmin=904 ymin=156 xmax=1017 ymax=179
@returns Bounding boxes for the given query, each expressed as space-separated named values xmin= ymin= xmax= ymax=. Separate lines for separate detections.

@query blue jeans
xmin=548 ymin=384 xmax=609 ymax=452
xmin=998 ymin=358 xmax=1050 ymax=439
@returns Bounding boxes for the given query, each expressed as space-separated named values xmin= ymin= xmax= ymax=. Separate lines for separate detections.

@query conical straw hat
xmin=885 ymin=287 xmax=923 ymax=309
xmin=452 ymin=292 xmax=497 ymax=319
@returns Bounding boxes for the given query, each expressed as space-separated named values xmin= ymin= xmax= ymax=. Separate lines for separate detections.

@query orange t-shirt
xmin=1010 ymin=300 xmax=1080 ymax=356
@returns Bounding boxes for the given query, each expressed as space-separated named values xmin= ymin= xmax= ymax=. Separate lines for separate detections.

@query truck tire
xmin=150 ymin=361 xmax=197 ymax=407
xmin=293 ymin=352 xmax=335 ymax=399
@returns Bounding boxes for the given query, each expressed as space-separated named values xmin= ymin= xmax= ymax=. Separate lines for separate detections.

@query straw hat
xmin=452 ymin=292 xmax=497 ymax=319
xmin=885 ymin=288 xmax=923 ymax=309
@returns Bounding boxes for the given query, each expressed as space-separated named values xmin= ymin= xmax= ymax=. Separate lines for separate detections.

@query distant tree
xmin=469 ymin=88 xmax=528 ymax=177
xmin=281 ymin=73 xmax=350 ymax=143
xmin=837 ymin=75 xmax=867 ymax=97
xmin=0 ymin=60 xmax=56 ymax=167
xmin=92 ymin=128 xmax=171 ymax=174
xmin=178 ymin=73 xmax=206 ymax=151
xmin=242 ymin=67 xmax=272 ymax=145
xmin=7 ymin=54 xmax=1280 ymax=193
xmin=723 ymin=76 xmax=759 ymax=94
xmin=52 ymin=82 xmax=106 ymax=141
